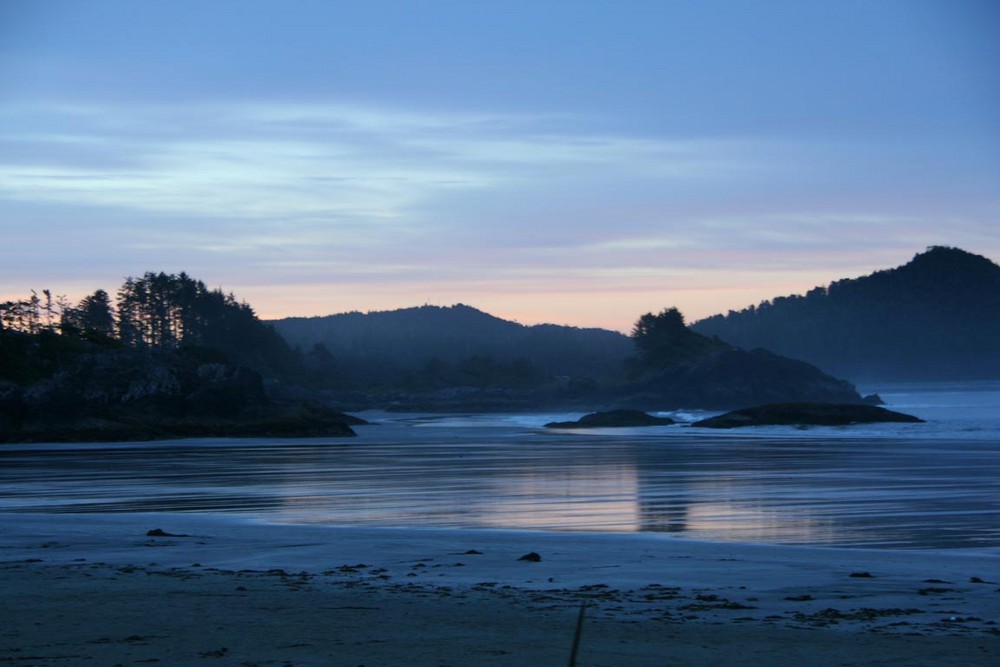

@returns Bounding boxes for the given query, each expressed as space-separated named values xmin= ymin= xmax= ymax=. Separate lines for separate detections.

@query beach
xmin=3 ymin=513 xmax=998 ymax=666
xmin=4 ymin=387 xmax=999 ymax=665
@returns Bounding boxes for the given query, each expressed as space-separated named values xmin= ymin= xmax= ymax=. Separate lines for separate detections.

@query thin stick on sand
xmin=567 ymin=600 xmax=587 ymax=667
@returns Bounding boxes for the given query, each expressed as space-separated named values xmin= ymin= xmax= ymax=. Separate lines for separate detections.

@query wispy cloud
xmin=0 ymin=101 xmax=758 ymax=226
xmin=1 ymin=99 xmax=997 ymax=329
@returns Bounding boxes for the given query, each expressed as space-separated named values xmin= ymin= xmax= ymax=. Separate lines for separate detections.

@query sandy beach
xmin=2 ymin=513 xmax=998 ymax=666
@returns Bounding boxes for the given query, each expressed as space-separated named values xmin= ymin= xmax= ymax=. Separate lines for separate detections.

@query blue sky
xmin=2 ymin=0 xmax=998 ymax=330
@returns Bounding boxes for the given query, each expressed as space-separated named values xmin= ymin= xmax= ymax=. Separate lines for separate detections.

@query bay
xmin=1 ymin=382 xmax=998 ymax=550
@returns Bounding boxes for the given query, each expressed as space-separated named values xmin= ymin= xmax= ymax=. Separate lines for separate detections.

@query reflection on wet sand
xmin=1 ymin=422 xmax=998 ymax=549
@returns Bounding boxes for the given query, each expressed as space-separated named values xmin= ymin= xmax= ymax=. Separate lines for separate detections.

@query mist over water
xmin=1 ymin=382 xmax=998 ymax=550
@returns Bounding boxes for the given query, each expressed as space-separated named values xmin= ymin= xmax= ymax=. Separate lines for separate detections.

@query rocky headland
xmin=0 ymin=343 xmax=362 ymax=443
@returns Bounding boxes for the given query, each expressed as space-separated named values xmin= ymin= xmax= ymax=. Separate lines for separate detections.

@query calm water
xmin=1 ymin=382 xmax=998 ymax=550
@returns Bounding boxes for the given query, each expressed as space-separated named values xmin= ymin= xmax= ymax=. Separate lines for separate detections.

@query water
xmin=1 ymin=382 xmax=998 ymax=550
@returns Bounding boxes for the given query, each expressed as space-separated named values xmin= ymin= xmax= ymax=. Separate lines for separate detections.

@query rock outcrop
xmin=0 ymin=345 xmax=362 ymax=443
xmin=691 ymin=403 xmax=924 ymax=429
xmin=620 ymin=348 xmax=863 ymax=410
xmin=545 ymin=410 xmax=675 ymax=429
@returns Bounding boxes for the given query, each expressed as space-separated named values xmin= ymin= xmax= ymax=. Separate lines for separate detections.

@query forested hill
xmin=0 ymin=272 xmax=359 ymax=442
xmin=691 ymin=247 xmax=1000 ymax=381
xmin=269 ymin=304 xmax=633 ymax=389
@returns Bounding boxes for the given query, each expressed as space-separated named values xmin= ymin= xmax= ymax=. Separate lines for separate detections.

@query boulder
xmin=545 ymin=409 xmax=675 ymax=429
xmin=691 ymin=403 xmax=924 ymax=429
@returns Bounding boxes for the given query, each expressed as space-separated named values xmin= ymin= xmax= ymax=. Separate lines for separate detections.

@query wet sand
xmin=2 ymin=514 xmax=998 ymax=666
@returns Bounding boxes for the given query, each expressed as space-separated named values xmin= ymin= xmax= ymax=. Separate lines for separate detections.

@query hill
xmin=269 ymin=304 xmax=634 ymax=390
xmin=691 ymin=247 xmax=1000 ymax=381
xmin=271 ymin=304 xmax=864 ymax=411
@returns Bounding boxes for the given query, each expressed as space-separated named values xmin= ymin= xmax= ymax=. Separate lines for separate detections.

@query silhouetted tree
xmin=627 ymin=307 xmax=729 ymax=377
xmin=62 ymin=289 xmax=115 ymax=339
xmin=631 ymin=308 xmax=687 ymax=359
xmin=0 ymin=291 xmax=44 ymax=334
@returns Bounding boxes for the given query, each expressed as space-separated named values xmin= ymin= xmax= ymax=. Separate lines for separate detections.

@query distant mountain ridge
xmin=691 ymin=247 xmax=1000 ymax=381
xmin=270 ymin=303 xmax=866 ymax=410
xmin=269 ymin=304 xmax=633 ymax=388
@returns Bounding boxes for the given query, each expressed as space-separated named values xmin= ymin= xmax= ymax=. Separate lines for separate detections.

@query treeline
xmin=2 ymin=281 xmax=635 ymax=393
xmin=692 ymin=246 xmax=1000 ymax=381
xmin=1 ymin=272 xmax=298 ymax=382
xmin=0 ymin=288 xmax=104 ymax=338
xmin=403 ymin=355 xmax=541 ymax=391
xmin=3 ymin=281 xmax=641 ymax=393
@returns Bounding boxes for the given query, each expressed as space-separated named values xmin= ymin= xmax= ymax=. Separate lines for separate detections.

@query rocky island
xmin=544 ymin=409 xmax=675 ymax=429
xmin=692 ymin=403 xmax=925 ymax=429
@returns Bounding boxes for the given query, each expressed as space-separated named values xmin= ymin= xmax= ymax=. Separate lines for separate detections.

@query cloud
xmin=1 ymin=99 xmax=997 ymax=330
xmin=0 ymin=101 xmax=757 ymax=218
xmin=0 ymin=99 xmax=770 ymax=276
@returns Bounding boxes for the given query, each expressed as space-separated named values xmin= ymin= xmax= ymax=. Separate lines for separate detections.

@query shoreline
xmin=2 ymin=513 xmax=998 ymax=665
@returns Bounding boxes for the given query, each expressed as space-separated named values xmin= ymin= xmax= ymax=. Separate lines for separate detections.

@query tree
xmin=628 ymin=307 xmax=728 ymax=375
xmin=631 ymin=307 xmax=688 ymax=358
xmin=63 ymin=289 xmax=116 ymax=339
xmin=110 ymin=271 xmax=302 ymax=379
xmin=115 ymin=272 xmax=195 ymax=348
xmin=0 ymin=292 xmax=42 ymax=334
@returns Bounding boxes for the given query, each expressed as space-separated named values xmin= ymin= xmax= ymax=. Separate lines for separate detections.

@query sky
xmin=1 ymin=0 xmax=998 ymax=332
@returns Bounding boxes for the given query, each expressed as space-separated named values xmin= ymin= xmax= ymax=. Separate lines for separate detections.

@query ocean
xmin=1 ymin=381 xmax=998 ymax=550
